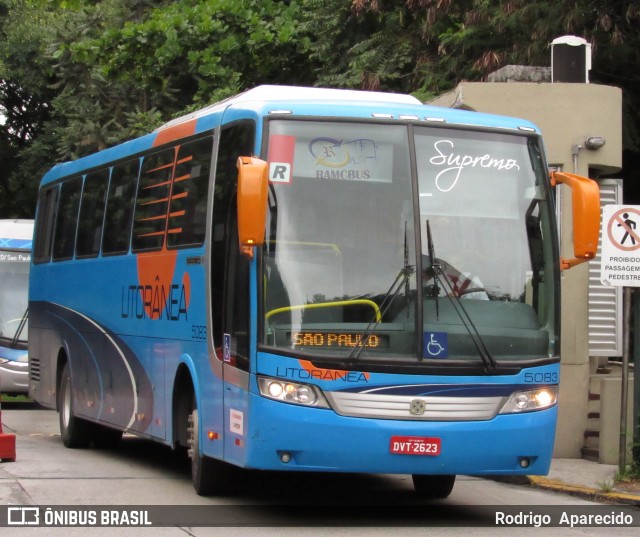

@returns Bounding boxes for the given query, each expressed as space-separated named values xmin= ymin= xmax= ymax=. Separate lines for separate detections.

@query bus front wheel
xmin=412 ymin=474 xmax=456 ymax=499
xmin=187 ymin=405 xmax=232 ymax=496
xmin=59 ymin=363 xmax=92 ymax=448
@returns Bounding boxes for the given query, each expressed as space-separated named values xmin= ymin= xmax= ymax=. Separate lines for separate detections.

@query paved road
xmin=1 ymin=402 xmax=638 ymax=536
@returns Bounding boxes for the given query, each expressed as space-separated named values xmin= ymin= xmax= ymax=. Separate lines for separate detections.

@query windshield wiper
xmin=425 ymin=220 xmax=497 ymax=373
xmin=425 ymin=219 xmax=440 ymax=318
xmin=346 ymin=223 xmax=414 ymax=363
xmin=10 ymin=307 xmax=28 ymax=348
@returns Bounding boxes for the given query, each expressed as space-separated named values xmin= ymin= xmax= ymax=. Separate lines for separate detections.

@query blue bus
xmin=28 ymin=86 xmax=600 ymax=497
xmin=0 ymin=219 xmax=33 ymax=395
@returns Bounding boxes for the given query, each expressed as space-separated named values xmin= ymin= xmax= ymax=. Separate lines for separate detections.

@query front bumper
xmin=0 ymin=350 xmax=29 ymax=395
xmin=227 ymin=391 xmax=556 ymax=476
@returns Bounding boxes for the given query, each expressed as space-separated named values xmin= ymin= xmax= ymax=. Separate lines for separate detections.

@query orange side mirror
xmin=237 ymin=156 xmax=269 ymax=257
xmin=550 ymin=171 xmax=601 ymax=270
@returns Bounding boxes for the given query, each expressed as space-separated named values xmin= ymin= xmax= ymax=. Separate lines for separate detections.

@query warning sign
xmin=600 ymin=205 xmax=640 ymax=287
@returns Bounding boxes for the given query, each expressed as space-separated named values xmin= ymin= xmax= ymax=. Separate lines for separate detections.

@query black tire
xmin=91 ymin=424 xmax=123 ymax=449
xmin=58 ymin=363 xmax=92 ymax=448
xmin=188 ymin=403 xmax=233 ymax=496
xmin=412 ymin=474 xmax=456 ymax=499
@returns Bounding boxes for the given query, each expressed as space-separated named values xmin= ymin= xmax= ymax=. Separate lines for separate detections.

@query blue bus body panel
xmin=28 ymin=245 xmax=218 ymax=445
xmin=41 ymin=133 xmax=160 ymax=185
xmin=39 ymin=110 xmax=225 ymax=186
xmin=205 ymin=351 xmax=560 ymax=475
xmin=243 ymin=393 xmax=556 ymax=475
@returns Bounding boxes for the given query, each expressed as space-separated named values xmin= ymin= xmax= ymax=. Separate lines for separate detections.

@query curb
xmin=528 ymin=476 xmax=640 ymax=506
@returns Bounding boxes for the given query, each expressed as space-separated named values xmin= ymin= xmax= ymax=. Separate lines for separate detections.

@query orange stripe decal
xmin=153 ymin=119 xmax=197 ymax=147
xmin=136 ymin=249 xmax=178 ymax=319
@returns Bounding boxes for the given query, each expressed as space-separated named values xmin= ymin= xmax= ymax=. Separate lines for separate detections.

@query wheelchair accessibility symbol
xmin=423 ymin=332 xmax=448 ymax=358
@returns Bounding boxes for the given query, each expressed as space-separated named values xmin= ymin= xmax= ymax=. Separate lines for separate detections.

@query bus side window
xmin=34 ymin=187 xmax=59 ymax=264
xmin=103 ymin=159 xmax=139 ymax=256
xmin=167 ymin=136 xmax=213 ymax=248
xmin=52 ymin=177 xmax=82 ymax=261
xmin=76 ymin=170 xmax=109 ymax=258
xmin=133 ymin=148 xmax=175 ymax=252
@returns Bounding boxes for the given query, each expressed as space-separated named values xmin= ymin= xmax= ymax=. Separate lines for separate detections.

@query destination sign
xmin=289 ymin=331 xmax=389 ymax=349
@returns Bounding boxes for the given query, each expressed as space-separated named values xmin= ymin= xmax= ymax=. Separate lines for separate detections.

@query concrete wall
xmin=599 ymin=373 xmax=635 ymax=464
xmin=430 ymin=81 xmax=622 ymax=458
xmin=429 ymin=83 xmax=621 ymax=174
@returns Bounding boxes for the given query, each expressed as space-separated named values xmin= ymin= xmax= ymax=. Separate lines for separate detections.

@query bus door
xmin=210 ymin=121 xmax=255 ymax=465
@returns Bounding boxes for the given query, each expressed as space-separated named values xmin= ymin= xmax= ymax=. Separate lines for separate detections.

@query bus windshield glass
xmin=0 ymin=250 xmax=30 ymax=344
xmin=261 ymin=120 xmax=557 ymax=365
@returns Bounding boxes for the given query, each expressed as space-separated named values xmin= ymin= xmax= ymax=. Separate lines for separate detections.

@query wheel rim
xmin=187 ymin=408 xmax=200 ymax=482
xmin=188 ymin=409 xmax=199 ymax=459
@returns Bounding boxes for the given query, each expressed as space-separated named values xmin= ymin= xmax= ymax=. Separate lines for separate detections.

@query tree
xmin=47 ymin=0 xmax=169 ymax=160
xmin=3 ymin=0 xmax=640 ymax=218
xmin=0 ymin=0 xmax=312 ymax=217
xmin=52 ymin=0 xmax=312 ymax=159
xmin=0 ymin=0 xmax=59 ymax=217
xmin=300 ymin=0 xmax=422 ymax=92
xmin=303 ymin=0 xmax=640 ymax=198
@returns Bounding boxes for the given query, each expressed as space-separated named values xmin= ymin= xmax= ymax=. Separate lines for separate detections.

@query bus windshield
xmin=0 ymin=250 xmax=30 ymax=345
xmin=261 ymin=120 xmax=557 ymax=365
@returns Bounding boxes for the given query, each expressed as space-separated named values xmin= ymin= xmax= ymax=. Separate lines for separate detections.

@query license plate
xmin=390 ymin=436 xmax=441 ymax=456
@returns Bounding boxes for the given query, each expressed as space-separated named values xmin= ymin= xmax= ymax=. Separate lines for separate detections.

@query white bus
xmin=0 ymin=219 xmax=33 ymax=395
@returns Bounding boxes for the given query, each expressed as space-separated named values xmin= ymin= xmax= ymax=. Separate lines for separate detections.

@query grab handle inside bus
xmin=237 ymin=156 xmax=269 ymax=257
xmin=550 ymin=171 xmax=600 ymax=270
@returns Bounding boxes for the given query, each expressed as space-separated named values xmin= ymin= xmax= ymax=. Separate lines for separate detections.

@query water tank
xmin=551 ymin=35 xmax=591 ymax=83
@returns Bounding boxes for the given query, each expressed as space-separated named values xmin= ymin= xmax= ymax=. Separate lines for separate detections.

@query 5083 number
xmin=524 ymin=372 xmax=558 ymax=383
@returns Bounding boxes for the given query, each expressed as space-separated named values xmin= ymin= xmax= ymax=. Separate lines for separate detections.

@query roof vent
xmin=551 ymin=35 xmax=591 ymax=83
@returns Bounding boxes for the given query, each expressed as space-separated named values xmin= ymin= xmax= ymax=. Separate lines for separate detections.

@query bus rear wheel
xmin=412 ymin=474 xmax=456 ymax=499
xmin=59 ymin=363 xmax=92 ymax=448
xmin=187 ymin=405 xmax=232 ymax=496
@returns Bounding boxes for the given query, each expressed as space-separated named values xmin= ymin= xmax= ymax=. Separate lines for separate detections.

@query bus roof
xmin=41 ymin=85 xmax=541 ymax=186
xmin=0 ymin=219 xmax=34 ymax=250
xmin=157 ymin=85 xmax=423 ymax=130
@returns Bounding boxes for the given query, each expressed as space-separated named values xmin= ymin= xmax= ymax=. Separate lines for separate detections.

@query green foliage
xmin=71 ymin=0 xmax=308 ymax=101
xmin=0 ymin=0 xmax=312 ymax=216
xmin=2 ymin=0 xmax=640 ymax=218
xmin=0 ymin=0 xmax=59 ymax=216
xmin=49 ymin=0 xmax=312 ymax=159
xmin=303 ymin=0 xmax=640 ymax=193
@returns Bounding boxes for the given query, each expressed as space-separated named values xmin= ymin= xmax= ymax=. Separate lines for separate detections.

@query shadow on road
xmin=97 ymin=437 xmax=495 ymax=525
xmin=111 ymin=435 xmax=413 ymax=502
xmin=0 ymin=399 xmax=41 ymax=411
xmin=0 ymin=404 xmax=517 ymax=525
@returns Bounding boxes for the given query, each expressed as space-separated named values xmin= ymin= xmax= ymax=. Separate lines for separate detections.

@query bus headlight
xmin=499 ymin=386 xmax=558 ymax=414
xmin=258 ymin=376 xmax=330 ymax=408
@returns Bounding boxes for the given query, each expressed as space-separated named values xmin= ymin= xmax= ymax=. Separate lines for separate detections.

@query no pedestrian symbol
xmin=600 ymin=205 xmax=640 ymax=287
